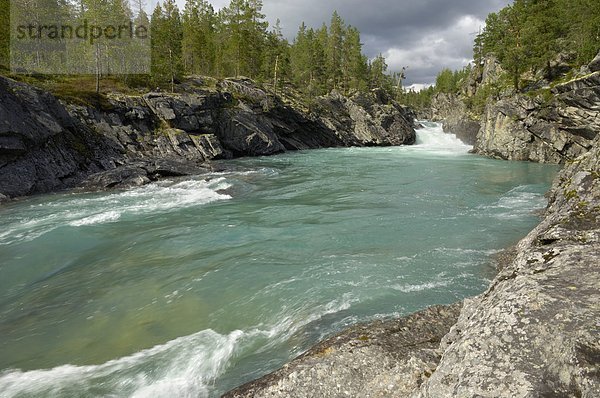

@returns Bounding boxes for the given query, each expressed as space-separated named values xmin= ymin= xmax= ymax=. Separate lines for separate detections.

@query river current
xmin=0 ymin=122 xmax=558 ymax=397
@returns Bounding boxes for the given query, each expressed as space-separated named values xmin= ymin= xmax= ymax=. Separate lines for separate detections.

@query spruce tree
xmin=327 ymin=11 xmax=344 ymax=89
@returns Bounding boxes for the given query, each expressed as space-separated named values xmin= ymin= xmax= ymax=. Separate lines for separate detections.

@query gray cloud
xmin=260 ymin=0 xmax=510 ymax=86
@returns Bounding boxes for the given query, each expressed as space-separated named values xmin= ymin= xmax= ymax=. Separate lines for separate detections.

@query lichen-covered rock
xmin=224 ymin=304 xmax=461 ymax=398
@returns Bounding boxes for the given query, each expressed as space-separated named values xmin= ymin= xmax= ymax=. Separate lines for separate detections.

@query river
xmin=0 ymin=122 xmax=558 ymax=397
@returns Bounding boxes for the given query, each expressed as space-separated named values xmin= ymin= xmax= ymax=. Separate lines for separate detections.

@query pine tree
xmin=151 ymin=0 xmax=183 ymax=90
xmin=262 ymin=19 xmax=289 ymax=92
xmin=369 ymin=54 xmax=387 ymax=89
xmin=342 ymin=26 xmax=368 ymax=92
xmin=327 ymin=11 xmax=344 ymax=89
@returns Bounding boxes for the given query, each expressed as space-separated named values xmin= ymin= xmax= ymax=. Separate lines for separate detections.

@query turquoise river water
xmin=0 ymin=123 xmax=558 ymax=397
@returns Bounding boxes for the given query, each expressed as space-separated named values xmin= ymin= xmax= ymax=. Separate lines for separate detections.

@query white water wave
xmin=390 ymin=279 xmax=450 ymax=293
xmin=478 ymin=185 xmax=547 ymax=219
xmin=413 ymin=121 xmax=472 ymax=154
xmin=0 ymin=296 xmax=355 ymax=398
xmin=68 ymin=210 xmax=121 ymax=226
xmin=0 ymin=178 xmax=232 ymax=245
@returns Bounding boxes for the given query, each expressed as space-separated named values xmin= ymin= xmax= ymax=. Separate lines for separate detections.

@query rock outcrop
xmin=474 ymin=71 xmax=600 ymax=163
xmin=0 ymin=76 xmax=415 ymax=201
xmin=0 ymin=77 xmax=120 ymax=200
xmin=224 ymin=304 xmax=461 ymax=398
xmin=429 ymin=57 xmax=506 ymax=146
xmin=430 ymin=93 xmax=479 ymax=145
xmin=314 ymin=89 xmax=417 ymax=146
xmin=473 ymin=55 xmax=600 ymax=164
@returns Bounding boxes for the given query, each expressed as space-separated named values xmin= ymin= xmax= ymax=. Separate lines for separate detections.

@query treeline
xmin=153 ymin=0 xmax=398 ymax=97
xmin=0 ymin=0 xmax=406 ymax=98
xmin=474 ymin=0 xmax=600 ymax=89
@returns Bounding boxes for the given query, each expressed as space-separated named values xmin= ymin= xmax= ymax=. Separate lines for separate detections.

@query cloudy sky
xmin=173 ymin=0 xmax=511 ymax=88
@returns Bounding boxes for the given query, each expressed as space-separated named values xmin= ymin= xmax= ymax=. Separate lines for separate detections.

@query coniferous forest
xmin=473 ymin=0 xmax=600 ymax=89
xmin=0 ymin=0 xmax=400 ymax=99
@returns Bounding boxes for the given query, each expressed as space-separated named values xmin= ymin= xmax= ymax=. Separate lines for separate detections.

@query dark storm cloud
xmin=259 ymin=0 xmax=511 ymax=86
xmin=195 ymin=0 xmax=511 ymax=86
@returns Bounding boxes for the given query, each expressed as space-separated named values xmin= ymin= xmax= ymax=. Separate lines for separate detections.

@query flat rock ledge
xmin=223 ymin=303 xmax=462 ymax=398
xmin=224 ymin=136 xmax=600 ymax=397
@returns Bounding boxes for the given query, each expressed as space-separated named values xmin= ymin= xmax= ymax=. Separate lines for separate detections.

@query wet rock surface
xmin=223 ymin=304 xmax=461 ymax=398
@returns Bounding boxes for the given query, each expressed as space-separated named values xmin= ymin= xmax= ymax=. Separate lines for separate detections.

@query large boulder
xmin=314 ymin=89 xmax=416 ymax=146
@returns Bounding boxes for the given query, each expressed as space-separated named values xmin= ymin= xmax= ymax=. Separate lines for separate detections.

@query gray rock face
xmin=0 ymin=77 xmax=119 ymax=198
xmin=314 ymin=89 xmax=416 ymax=146
xmin=0 ymin=76 xmax=416 ymax=199
xmin=430 ymin=93 xmax=479 ymax=145
xmin=474 ymin=71 xmax=600 ymax=164
xmin=224 ymin=304 xmax=461 ymax=398
xmin=416 ymin=136 xmax=600 ymax=398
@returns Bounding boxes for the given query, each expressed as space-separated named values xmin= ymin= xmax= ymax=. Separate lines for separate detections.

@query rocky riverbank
xmin=0 ymin=76 xmax=415 ymax=201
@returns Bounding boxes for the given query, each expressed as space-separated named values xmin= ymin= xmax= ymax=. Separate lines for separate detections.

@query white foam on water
xmin=0 ymin=178 xmax=232 ymax=245
xmin=413 ymin=121 xmax=472 ymax=154
xmin=390 ymin=279 xmax=450 ymax=293
xmin=0 ymin=295 xmax=356 ymax=398
xmin=68 ymin=210 xmax=121 ymax=226
xmin=478 ymin=185 xmax=547 ymax=220
xmin=0 ymin=328 xmax=243 ymax=398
